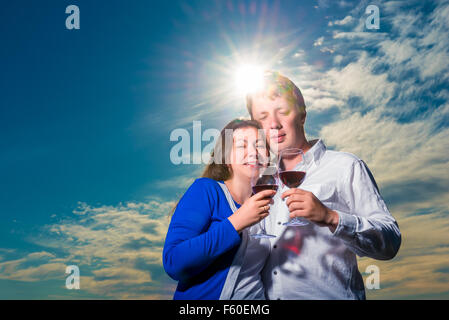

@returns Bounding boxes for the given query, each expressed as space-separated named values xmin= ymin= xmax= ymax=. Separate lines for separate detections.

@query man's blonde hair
xmin=246 ymin=71 xmax=306 ymax=118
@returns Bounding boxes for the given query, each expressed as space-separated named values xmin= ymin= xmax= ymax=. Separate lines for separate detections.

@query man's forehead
xmin=252 ymin=94 xmax=291 ymax=110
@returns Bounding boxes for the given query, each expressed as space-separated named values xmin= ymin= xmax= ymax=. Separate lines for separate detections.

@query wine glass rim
xmin=278 ymin=148 xmax=306 ymax=172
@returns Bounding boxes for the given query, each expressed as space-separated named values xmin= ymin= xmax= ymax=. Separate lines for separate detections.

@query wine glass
xmin=278 ymin=148 xmax=309 ymax=226
xmin=250 ymin=164 xmax=277 ymax=239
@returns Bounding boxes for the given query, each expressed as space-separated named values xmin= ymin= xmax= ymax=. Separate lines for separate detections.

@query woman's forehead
xmin=233 ymin=127 xmax=261 ymax=140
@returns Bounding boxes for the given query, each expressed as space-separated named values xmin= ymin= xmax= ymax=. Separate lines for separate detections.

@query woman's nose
xmin=247 ymin=144 xmax=258 ymax=160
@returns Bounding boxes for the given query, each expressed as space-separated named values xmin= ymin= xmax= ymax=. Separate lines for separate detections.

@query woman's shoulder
xmin=180 ymin=177 xmax=224 ymax=208
xmin=190 ymin=177 xmax=223 ymax=191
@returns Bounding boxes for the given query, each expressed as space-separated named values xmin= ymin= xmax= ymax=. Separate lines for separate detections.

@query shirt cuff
xmin=224 ymin=217 xmax=243 ymax=246
xmin=332 ymin=210 xmax=358 ymax=243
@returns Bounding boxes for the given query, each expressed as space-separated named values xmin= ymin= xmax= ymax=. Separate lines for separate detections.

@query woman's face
xmin=228 ymin=127 xmax=268 ymax=180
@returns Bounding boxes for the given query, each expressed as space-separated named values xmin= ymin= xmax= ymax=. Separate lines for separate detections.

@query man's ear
xmin=297 ymin=110 xmax=307 ymax=126
xmin=302 ymin=111 xmax=307 ymax=125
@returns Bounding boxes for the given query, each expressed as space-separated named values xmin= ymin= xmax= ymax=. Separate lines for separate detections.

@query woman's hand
xmin=228 ymin=190 xmax=276 ymax=233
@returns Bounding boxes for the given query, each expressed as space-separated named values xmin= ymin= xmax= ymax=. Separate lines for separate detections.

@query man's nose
xmin=269 ymin=114 xmax=282 ymax=129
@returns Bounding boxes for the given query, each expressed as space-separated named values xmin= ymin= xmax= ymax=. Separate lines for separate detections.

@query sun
xmin=234 ymin=64 xmax=265 ymax=95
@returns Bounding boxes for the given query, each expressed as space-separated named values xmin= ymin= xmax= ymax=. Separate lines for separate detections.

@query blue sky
xmin=1 ymin=0 xmax=449 ymax=299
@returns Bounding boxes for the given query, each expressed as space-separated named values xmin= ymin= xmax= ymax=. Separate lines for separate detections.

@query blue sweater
xmin=163 ymin=178 xmax=242 ymax=300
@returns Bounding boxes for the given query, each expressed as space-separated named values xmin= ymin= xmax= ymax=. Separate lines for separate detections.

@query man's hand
xmin=281 ymin=188 xmax=339 ymax=233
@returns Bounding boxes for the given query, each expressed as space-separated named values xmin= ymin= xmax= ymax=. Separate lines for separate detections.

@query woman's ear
xmin=226 ymin=164 xmax=233 ymax=177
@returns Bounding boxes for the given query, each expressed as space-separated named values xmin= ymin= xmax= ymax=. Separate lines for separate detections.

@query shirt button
xmin=277 ymin=221 xmax=281 ymax=225
xmin=273 ymin=245 xmax=277 ymax=249
xmin=273 ymin=271 xmax=277 ymax=275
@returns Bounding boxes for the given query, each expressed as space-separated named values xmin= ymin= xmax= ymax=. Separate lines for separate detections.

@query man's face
xmin=250 ymin=95 xmax=305 ymax=153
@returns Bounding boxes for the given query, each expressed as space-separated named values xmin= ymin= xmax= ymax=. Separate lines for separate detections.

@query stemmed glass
xmin=250 ymin=164 xmax=278 ymax=239
xmin=278 ymin=148 xmax=309 ymax=226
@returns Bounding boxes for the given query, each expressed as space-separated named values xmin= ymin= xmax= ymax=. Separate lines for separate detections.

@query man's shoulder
xmin=323 ymin=149 xmax=362 ymax=167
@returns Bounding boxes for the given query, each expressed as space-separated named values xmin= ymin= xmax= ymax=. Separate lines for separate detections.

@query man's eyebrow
xmin=256 ymin=111 xmax=268 ymax=118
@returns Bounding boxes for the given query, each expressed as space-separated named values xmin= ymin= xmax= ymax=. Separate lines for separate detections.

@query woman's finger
xmin=253 ymin=189 xmax=276 ymax=200
xmin=257 ymin=198 xmax=273 ymax=207
xmin=260 ymin=212 xmax=269 ymax=220
xmin=258 ymin=205 xmax=270 ymax=214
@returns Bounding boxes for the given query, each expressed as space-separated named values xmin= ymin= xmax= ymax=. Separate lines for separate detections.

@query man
xmin=246 ymin=71 xmax=401 ymax=299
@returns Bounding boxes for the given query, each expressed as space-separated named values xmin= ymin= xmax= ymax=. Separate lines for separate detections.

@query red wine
xmin=252 ymin=184 xmax=278 ymax=196
xmin=279 ymin=171 xmax=305 ymax=188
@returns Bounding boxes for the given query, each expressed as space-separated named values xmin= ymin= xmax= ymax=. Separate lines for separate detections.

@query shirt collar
xmin=298 ymin=139 xmax=326 ymax=168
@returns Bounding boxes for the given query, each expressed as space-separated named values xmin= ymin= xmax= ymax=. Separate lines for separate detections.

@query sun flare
xmin=234 ymin=64 xmax=265 ymax=95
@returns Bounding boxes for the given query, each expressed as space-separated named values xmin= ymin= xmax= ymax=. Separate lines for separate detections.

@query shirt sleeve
xmin=162 ymin=179 xmax=242 ymax=282
xmin=332 ymin=160 xmax=402 ymax=260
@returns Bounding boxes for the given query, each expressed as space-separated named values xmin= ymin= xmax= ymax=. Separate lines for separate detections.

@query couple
xmin=162 ymin=72 xmax=401 ymax=300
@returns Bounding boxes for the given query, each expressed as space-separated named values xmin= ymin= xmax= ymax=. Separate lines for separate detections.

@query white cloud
xmin=332 ymin=31 xmax=389 ymax=41
xmin=333 ymin=55 xmax=344 ymax=64
xmin=293 ymin=50 xmax=305 ymax=58
xmin=320 ymin=106 xmax=449 ymax=187
xmin=313 ymin=36 xmax=324 ymax=47
xmin=309 ymin=0 xmax=449 ymax=299
xmin=322 ymin=52 xmax=396 ymax=107
xmin=0 ymin=198 xmax=178 ymax=299
xmin=378 ymin=39 xmax=415 ymax=65
xmin=379 ymin=1 xmax=449 ymax=81
xmin=307 ymin=96 xmax=344 ymax=111
xmin=320 ymin=47 xmax=335 ymax=54
xmin=328 ymin=15 xmax=354 ymax=26
xmin=320 ymin=106 xmax=449 ymax=298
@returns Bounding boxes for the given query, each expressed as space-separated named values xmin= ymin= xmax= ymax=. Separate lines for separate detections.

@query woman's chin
xmin=232 ymin=165 xmax=254 ymax=181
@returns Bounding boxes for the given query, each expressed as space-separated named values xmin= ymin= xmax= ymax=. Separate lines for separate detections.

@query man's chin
xmin=270 ymin=139 xmax=291 ymax=154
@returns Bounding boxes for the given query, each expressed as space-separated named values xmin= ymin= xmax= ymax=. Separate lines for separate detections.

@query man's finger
xmin=287 ymin=201 xmax=305 ymax=213
xmin=290 ymin=209 xmax=307 ymax=219
xmin=281 ymin=188 xmax=307 ymax=200
xmin=285 ymin=193 xmax=306 ymax=207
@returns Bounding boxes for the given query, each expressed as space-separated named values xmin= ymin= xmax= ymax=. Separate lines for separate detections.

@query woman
xmin=163 ymin=119 xmax=274 ymax=300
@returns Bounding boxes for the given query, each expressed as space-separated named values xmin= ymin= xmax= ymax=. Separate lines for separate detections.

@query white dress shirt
xmin=232 ymin=139 xmax=401 ymax=300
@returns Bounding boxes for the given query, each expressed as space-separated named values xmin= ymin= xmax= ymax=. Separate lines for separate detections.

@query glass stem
xmin=261 ymin=215 xmax=267 ymax=234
